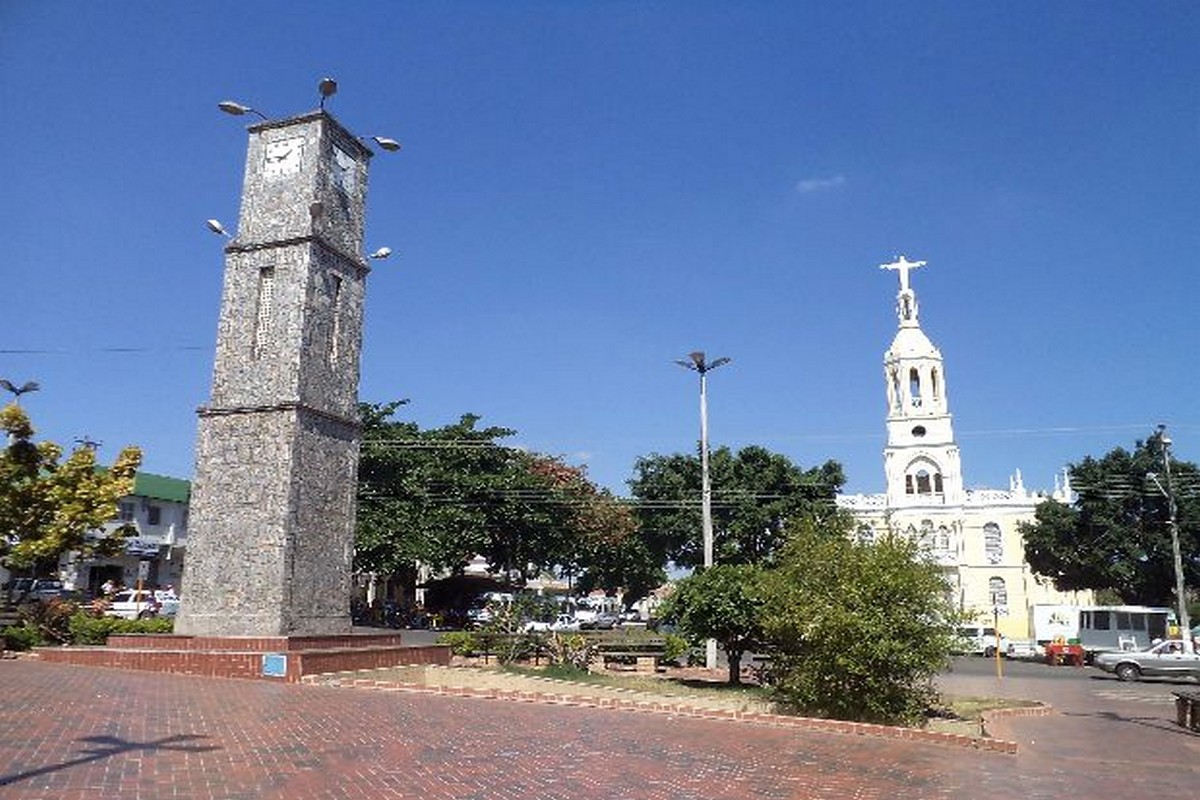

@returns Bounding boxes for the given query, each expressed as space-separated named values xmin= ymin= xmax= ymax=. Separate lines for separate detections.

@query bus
xmin=1031 ymin=604 xmax=1173 ymax=658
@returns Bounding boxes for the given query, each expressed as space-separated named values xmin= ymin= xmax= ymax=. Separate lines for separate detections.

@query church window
xmin=920 ymin=519 xmax=934 ymax=547
xmin=328 ymin=274 xmax=343 ymax=364
xmin=909 ymin=368 xmax=922 ymax=407
xmin=984 ymin=523 xmax=1003 ymax=564
xmin=936 ymin=526 xmax=950 ymax=551
xmin=890 ymin=369 xmax=901 ymax=411
xmin=934 ymin=473 xmax=944 ymax=493
xmin=931 ymin=367 xmax=941 ymax=400
xmin=857 ymin=525 xmax=875 ymax=545
xmin=988 ymin=577 xmax=1008 ymax=607
xmin=911 ymin=425 xmax=926 ymax=438
xmin=905 ymin=475 xmax=914 ymax=494
xmin=915 ymin=469 xmax=932 ymax=494
xmin=252 ymin=267 xmax=275 ymax=359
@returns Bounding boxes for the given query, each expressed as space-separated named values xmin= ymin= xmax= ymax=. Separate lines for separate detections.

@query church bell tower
xmin=175 ymin=108 xmax=376 ymax=636
xmin=879 ymin=257 xmax=964 ymax=508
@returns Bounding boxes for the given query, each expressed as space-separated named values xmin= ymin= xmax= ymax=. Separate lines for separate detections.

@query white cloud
xmin=795 ymin=174 xmax=846 ymax=194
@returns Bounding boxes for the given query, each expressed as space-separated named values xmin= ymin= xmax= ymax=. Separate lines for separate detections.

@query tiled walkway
xmin=2 ymin=658 xmax=1197 ymax=798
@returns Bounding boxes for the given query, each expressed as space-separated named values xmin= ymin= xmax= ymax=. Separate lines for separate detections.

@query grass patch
xmin=944 ymin=695 xmax=1039 ymax=721
xmin=499 ymin=663 xmax=771 ymax=702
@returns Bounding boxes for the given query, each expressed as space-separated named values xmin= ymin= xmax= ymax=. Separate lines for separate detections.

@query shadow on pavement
xmin=0 ymin=733 xmax=217 ymax=788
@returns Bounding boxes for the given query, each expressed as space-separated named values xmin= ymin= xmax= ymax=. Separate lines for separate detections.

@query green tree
xmin=660 ymin=564 xmax=766 ymax=684
xmin=0 ymin=403 xmax=142 ymax=573
xmin=355 ymin=402 xmax=641 ymax=591
xmin=759 ymin=514 xmax=959 ymax=725
xmin=1020 ymin=432 xmax=1199 ymax=607
xmin=629 ymin=445 xmax=844 ymax=569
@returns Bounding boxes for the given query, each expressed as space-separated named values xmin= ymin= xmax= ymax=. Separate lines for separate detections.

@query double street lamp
xmin=676 ymin=351 xmax=730 ymax=670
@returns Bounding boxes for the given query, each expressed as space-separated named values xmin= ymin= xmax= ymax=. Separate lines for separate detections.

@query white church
xmin=837 ymin=256 xmax=1091 ymax=639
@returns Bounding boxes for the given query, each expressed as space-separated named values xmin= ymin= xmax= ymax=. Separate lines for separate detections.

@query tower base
xmin=35 ymin=631 xmax=449 ymax=683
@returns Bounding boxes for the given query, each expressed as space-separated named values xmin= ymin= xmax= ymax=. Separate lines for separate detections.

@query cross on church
xmin=880 ymin=255 xmax=926 ymax=293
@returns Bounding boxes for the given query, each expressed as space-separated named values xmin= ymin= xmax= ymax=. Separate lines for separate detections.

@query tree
xmin=0 ymin=403 xmax=142 ymax=573
xmin=628 ymin=445 xmax=844 ymax=569
xmin=759 ymin=514 xmax=959 ymax=725
xmin=354 ymin=403 xmax=645 ymax=593
xmin=1020 ymin=432 xmax=1200 ymax=607
xmin=660 ymin=564 xmax=766 ymax=684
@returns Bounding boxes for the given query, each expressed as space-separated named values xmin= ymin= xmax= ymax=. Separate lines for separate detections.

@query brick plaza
xmin=2 ymin=659 xmax=1197 ymax=799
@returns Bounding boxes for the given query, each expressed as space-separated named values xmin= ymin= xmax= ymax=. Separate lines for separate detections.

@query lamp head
xmin=319 ymin=77 xmax=338 ymax=108
xmin=217 ymin=100 xmax=267 ymax=120
xmin=369 ymin=247 xmax=392 ymax=260
xmin=206 ymin=219 xmax=231 ymax=237
xmin=372 ymin=136 xmax=402 ymax=152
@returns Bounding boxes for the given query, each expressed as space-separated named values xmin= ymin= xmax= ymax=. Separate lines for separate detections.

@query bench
xmin=1172 ymin=691 xmax=1200 ymax=731
xmin=586 ymin=632 xmax=668 ymax=673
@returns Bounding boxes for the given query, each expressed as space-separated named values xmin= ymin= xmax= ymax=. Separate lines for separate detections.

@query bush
xmin=761 ymin=518 xmax=959 ymax=725
xmin=17 ymin=597 xmax=78 ymax=644
xmin=662 ymin=633 xmax=689 ymax=664
xmin=2 ymin=624 xmax=45 ymax=651
xmin=437 ymin=630 xmax=479 ymax=656
xmin=67 ymin=611 xmax=172 ymax=645
xmin=546 ymin=632 xmax=594 ymax=670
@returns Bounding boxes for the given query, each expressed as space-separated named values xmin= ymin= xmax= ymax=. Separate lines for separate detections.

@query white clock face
xmin=332 ymin=146 xmax=357 ymax=195
xmin=264 ymin=137 xmax=304 ymax=179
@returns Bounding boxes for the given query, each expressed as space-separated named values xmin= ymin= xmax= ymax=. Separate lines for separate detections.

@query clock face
xmin=332 ymin=146 xmax=357 ymax=195
xmin=263 ymin=137 xmax=304 ymax=179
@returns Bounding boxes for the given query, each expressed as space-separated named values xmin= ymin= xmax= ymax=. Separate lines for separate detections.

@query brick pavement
xmin=3 ymin=659 xmax=1197 ymax=799
xmin=2 ymin=659 xmax=1008 ymax=799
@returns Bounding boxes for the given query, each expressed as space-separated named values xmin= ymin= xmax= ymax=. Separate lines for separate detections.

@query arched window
xmin=920 ymin=519 xmax=935 ymax=547
xmin=988 ymin=577 xmax=1008 ymax=608
xmin=915 ymin=469 xmax=932 ymax=494
xmin=909 ymin=367 xmax=922 ymax=407
xmin=984 ymin=523 xmax=1003 ymax=564
xmin=890 ymin=368 xmax=901 ymax=411
xmin=857 ymin=525 xmax=875 ymax=545
xmin=934 ymin=473 xmax=944 ymax=493
xmin=936 ymin=525 xmax=950 ymax=551
xmin=905 ymin=475 xmax=914 ymax=494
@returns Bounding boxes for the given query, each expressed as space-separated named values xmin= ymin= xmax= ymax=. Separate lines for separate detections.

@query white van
xmin=954 ymin=625 xmax=1010 ymax=657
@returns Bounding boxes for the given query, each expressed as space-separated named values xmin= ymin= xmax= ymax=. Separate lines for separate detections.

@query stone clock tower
xmin=175 ymin=111 xmax=374 ymax=636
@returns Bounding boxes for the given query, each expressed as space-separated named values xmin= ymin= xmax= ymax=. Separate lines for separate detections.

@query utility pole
xmin=675 ymin=351 xmax=730 ymax=670
xmin=1152 ymin=424 xmax=1191 ymax=650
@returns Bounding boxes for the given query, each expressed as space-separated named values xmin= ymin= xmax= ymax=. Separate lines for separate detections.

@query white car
xmin=1094 ymin=639 xmax=1200 ymax=682
xmin=523 ymin=614 xmax=580 ymax=633
xmin=105 ymin=589 xmax=179 ymax=619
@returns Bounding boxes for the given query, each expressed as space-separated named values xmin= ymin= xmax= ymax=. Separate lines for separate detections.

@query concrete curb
xmin=304 ymin=671 xmax=1023 ymax=754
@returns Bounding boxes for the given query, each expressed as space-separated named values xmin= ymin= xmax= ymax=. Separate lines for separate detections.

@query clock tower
xmin=175 ymin=111 xmax=374 ymax=636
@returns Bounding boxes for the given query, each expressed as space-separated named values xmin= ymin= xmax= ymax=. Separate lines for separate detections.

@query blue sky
xmin=1 ymin=2 xmax=1197 ymax=496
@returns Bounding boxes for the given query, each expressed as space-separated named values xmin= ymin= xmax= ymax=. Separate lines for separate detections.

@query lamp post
xmin=0 ymin=380 xmax=39 ymax=403
xmin=675 ymin=350 xmax=730 ymax=670
xmin=1149 ymin=424 xmax=1191 ymax=650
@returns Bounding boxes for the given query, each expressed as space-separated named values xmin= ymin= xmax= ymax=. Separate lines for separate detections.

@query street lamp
xmin=0 ymin=379 xmax=40 ymax=402
xmin=675 ymin=350 xmax=730 ymax=670
xmin=1148 ymin=424 xmax=1191 ymax=651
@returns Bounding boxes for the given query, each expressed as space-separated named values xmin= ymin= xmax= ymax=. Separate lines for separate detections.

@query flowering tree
xmin=0 ymin=403 xmax=141 ymax=573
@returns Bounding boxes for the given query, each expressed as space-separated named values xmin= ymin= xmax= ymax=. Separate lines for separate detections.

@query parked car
xmin=105 ymin=589 xmax=163 ymax=619
xmin=590 ymin=612 xmax=620 ymax=630
xmin=8 ymin=578 xmax=64 ymax=603
xmin=1094 ymin=638 xmax=1200 ymax=682
xmin=1004 ymin=640 xmax=1043 ymax=661
xmin=522 ymin=614 xmax=580 ymax=633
